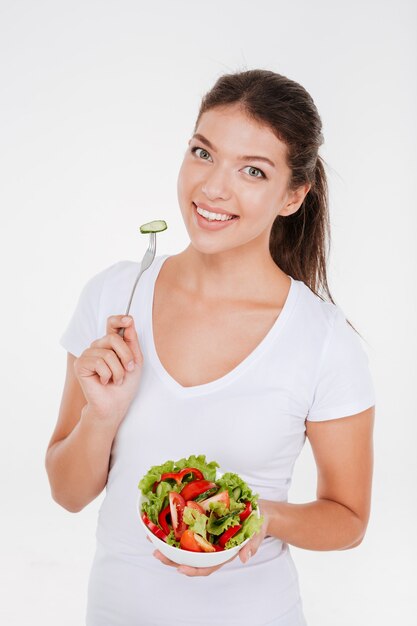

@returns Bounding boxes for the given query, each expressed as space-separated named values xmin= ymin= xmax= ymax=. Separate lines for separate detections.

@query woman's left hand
xmin=151 ymin=503 xmax=270 ymax=577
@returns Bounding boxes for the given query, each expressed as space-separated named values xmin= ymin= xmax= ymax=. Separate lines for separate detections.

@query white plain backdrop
xmin=1 ymin=1 xmax=416 ymax=624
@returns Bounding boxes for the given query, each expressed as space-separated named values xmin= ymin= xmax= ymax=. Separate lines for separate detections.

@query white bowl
xmin=137 ymin=474 xmax=261 ymax=567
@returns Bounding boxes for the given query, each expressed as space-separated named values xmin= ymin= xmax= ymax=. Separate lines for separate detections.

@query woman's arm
xmin=45 ymin=353 xmax=119 ymax=512
xmin=252 ymin=406 xmax=375 ymax=553
xmin=45 ymin=315 xmax=143 ymax=512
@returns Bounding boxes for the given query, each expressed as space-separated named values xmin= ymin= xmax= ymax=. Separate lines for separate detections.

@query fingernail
xmin=122 ymin=316 xmax=131 ymax=323
xmin=127 ymin=361 xmax=134 ymax=371
xmin=243 ymin=550 xmax=252 ymax=563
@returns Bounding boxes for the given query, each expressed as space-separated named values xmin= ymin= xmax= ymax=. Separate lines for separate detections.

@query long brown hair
xmin=194 ymin=69 xmax=335 ymax=305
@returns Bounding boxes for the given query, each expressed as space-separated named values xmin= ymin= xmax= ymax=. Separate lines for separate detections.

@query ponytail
xmin=269 ymin=156 xmax=334 ymax=304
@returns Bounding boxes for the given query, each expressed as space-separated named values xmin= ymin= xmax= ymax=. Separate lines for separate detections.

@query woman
xmin=45 ymin=69 xmax=375 ymax=625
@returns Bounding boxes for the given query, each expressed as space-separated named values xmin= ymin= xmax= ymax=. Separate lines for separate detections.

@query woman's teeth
xmin=196 ymin=206 xmax=235 ymax=221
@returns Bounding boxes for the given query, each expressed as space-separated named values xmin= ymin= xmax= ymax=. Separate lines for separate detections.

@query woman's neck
xmin=171 ymin=244 xmax=290 ymax=304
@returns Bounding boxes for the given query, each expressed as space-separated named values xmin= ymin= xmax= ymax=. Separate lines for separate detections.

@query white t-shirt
xmin=60 ymin=254 xmax=375 ymax=626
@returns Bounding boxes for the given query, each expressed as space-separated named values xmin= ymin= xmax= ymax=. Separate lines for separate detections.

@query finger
xmin=91 ymin=334 xmax=136 ymax=373
xmin=239 ymin=529 xmax=265 ymax=563
xmin=121 ymin=317 xmax=143 ymax=366
xmin=85 ymin=348 xmax=126 ymax=385
xmin=106 ymin=315 xmax=133 ymax=336
xmin=75 ymin=356 xmax=113 ymax=385
xmin=153 ymin=550 xmax=178 ymax=568
xmin=177 ymin=562 xmax=227 ymax=577
xmin=178 ymin=552 xmax=238 ymax=577
xmin=239 ymin=546 xmax=253 ymax=564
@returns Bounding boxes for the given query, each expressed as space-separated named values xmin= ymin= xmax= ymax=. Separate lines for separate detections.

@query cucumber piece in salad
xmin=139 ymin=220 xmax=168 ymax=233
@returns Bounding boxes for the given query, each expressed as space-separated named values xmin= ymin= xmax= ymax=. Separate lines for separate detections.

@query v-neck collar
xmin=143 ymin=254 xmax=300 ymax=397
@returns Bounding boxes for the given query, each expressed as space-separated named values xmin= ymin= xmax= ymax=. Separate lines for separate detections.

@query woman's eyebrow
xmin=192 ymin=133 xmax=276 ymax=167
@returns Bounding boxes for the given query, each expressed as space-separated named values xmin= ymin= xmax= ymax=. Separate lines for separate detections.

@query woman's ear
xmin=280 ymin=182 xmax=311 ymax=217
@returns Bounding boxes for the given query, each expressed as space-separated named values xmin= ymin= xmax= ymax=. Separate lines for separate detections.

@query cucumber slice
xmin=233 ymin=487 xmax=241 ymax=500
xmin=194 ymin=487 xmax=218 ymax=502
xmin=139 ymin=220 xmax=168 ymax=233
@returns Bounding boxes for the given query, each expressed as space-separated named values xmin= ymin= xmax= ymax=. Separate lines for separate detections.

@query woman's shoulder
xmin=293 ymin=278 xmax=347 ymax=333
xmin=72 ymin=259 xmax=142 ymax=311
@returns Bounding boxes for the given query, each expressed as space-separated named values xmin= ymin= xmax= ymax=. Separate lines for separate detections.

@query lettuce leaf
xmin=141 ymin=480 xmax=179 ymax=525
xmin=138 ymin=461 xmax=177 ymax=495
xmin=166 ymin=530 xmax=180 ymax=548
xmin=207 ymin=510 xmax=241 ymax=536
xmin=216 ymin=472 xmax=259 ymax=508
xmin=224 ymin=512 xmax=264 ymax=549
xmin=138 ymin=454 xmax=219 ymax=496
xmin=183 ymin=507 xmax=208 ymax=539
xmin=174 ymin=455 xmax=219 ymax=482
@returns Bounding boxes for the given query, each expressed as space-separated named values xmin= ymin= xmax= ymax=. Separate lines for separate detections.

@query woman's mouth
xmin=192 ymin=203 xmax=239 ymax=231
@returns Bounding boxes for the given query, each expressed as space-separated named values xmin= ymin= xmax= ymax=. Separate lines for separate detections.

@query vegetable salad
xmin=139 ymin=455 xmax=263 ymax=552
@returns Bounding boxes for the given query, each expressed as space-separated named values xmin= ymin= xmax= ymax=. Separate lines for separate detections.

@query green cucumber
xmin=139 ymin=220 xmax=168 ymax=233
xmin=233 ymin=487 xmax=242 ymax=500
xmin=194 ymin=487 xmax=218 ymax=502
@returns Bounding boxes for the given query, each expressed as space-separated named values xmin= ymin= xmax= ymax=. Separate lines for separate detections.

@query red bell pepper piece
xmin=158 ymin=504 xmax=171 ymax=536
xmin=218 ymin=524 xmax=242 ymax=549
xmin=152 ymin=467 xmax=204 ymax=492
xmin=142 ymin=513 xmax=168 ymax=542
xmin=180 ymin=479 xmax=218 ymax=502
xmin=239 ymin=501 xmax=252 ymax=521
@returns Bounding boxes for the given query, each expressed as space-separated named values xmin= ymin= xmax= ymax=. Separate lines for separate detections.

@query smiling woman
xmin=46 ymin=69 xmax=375 ymax=626
xmin=178 ymin=102 xmax=310 ymax=262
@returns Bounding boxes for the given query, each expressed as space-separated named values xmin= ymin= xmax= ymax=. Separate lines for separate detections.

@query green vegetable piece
xmin=207 ymin=511 xmax=241 ymax=536
xmin=183 ymin=507 xmax=208 ymax=539
xmin=216 ymin=472 xmax=259 ymax=507
xmin=139 ymin=220 xmax=168 ymax=233
xmin=194 ymin=487 xmax=218 ymax=502
xmin=224 ymin=512 xmax=264 ymax=549
xmin=166 ymin=530 xmax=180 ymax=548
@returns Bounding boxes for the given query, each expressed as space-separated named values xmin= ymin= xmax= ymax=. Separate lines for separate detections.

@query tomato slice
xmin=185 ymin=500 xmax=205 ymax=515
xmin=193 ymin=533 xmax=216 ymax=553
xmin=180 ymin=479 xmax=217 ymax=502
xmin=180 ymin=529 xmax=203 ymax=552
xmin=199 ymin=490 xmax=230 ymax=513
xmin=169 ymin=492 xmax=187 ymax=540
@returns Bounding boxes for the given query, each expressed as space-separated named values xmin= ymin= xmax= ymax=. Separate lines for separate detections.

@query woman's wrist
xmin=81 ymin=403 xmax=124 ymax=431
xmin=258 ymin=498 xmax=282 ymax=539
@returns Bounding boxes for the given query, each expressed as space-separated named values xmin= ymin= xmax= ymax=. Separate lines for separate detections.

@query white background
xmin=1 ymin=1 xmax=416 ymax=624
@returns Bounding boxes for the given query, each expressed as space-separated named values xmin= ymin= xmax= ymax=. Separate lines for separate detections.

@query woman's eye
xmin=190 ymin=146 xmax=265 ymax=179
xmin=191 ymin=146 xmax=212 ymax=161
xmin=242 ymin=166 xmax=265 ymax=179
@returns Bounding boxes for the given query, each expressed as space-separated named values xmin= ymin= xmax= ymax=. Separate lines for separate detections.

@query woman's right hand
xmin=73 ymin=315 xmax=143 ymax=425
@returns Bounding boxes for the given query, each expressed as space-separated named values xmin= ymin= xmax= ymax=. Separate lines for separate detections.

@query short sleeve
xmin=59 ymin=267 xmax=109 ymax=357
xmin=307 ymin=309 xmax=376 ymax=421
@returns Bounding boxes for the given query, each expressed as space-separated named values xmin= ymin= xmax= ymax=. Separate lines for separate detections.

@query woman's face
xmin=177 ymin=104 xmax=306 ymax=256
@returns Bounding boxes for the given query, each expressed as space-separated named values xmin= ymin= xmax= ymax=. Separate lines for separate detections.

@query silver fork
xmin=118 ymin=232 xmax=156 ymax=338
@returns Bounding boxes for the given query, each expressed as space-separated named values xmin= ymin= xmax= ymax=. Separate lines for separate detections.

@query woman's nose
xmin=201 ymin=166 xmax=231 ymax=201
